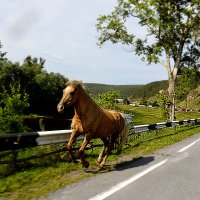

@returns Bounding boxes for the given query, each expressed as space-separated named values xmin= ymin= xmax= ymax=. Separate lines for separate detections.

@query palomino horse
xmin=57 ymin=80 xmax=128 ymax=168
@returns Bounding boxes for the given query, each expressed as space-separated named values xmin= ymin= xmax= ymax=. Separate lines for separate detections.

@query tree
xmin=176 ymin=67 xmax=200 ymax=111
xmin=95 ymin=90 xmax=120 ymax=109
xmin=0 ymin=55 xmax=68 ymax=115
xmin=34 ymin=71 xmax=68 ymax=114
xmin=0 ymin=85 xmax=29 ymax=134
xmin=0 ymin=60 xmax=21 ymax=93
xmin=96 ymin=0 xmax=200 ymax=121
xmin=176 ymin=67 xmax=199 ymax=100
xmin=0 ymin=42 xmax=7 ymax=61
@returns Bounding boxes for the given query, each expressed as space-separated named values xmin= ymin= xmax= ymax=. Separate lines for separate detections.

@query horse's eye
xmin=70 ymin=91 xmax=75 ymax=96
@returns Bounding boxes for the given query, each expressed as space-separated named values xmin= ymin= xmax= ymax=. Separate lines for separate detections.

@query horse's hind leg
xmin=100 ymin=142 xmax=114 ymax=168
xmin=100 ymin=134 xmax=118 ymax=168
xmin=97 ymin=138 xmax=109 ymax=164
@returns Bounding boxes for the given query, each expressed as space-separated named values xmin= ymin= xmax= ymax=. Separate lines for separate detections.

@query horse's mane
xmin=66 ymin=80 xmax=89 ymax=94
xmin=66 ymin=80 xmax=82 ymax=88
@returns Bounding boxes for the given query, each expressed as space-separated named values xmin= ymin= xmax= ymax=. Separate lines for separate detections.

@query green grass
xmin=124 ymin=125 xmax=200 ymax=156
xmin=0 ymin=163 xmax=92 ymax=200
xmin=0 ymin=106 xmax=200 ymax=200
xmin=119 ymin=105 xmax=200 ymax=125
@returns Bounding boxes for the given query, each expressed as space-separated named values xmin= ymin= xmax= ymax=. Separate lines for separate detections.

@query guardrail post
xmin=12 ymin=149 xmax=19 ymax=169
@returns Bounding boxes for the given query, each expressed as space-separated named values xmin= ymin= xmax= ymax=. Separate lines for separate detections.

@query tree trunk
xmin=168 ymin=74 xmax=176 ymax=121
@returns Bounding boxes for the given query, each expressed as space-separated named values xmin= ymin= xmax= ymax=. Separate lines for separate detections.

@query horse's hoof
xmin=99 ymin=161 xmax=106 ymax=169
xmin=97 ymin=166 xmax=103 ymax=171
xmin=73 ymin=159 xmax=78 ymax=164
xmin=83 ymin=161 xmax=89 ymax=168
xmin=96 ymin=161 xmax=101 ymax=166
xmin=97 ymin=159 xmax=103 ymax=164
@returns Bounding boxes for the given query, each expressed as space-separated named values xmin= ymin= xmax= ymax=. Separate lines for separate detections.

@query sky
xmin=0 ymin=0 xmax=167 ymax=85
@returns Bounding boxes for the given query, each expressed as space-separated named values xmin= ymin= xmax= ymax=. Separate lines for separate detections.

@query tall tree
xmin=0 ymin=42 xmax=7 ymax=61
xmin=96 ymin=0 xmax=200 ymax=121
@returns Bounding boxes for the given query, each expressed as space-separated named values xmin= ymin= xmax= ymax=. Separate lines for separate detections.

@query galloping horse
xmin=57 ymin=80 xmax=128 ymax=168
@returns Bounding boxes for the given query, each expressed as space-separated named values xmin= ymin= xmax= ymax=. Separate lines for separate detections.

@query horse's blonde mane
xmin=66 ymin=80 xmax=82 ymax=87
xmin=66 ymin=80 xmax=88 ymax=92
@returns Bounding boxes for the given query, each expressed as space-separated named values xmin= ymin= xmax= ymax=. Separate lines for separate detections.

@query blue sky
xmin=0 ymin=0 xmax=167 ymax=85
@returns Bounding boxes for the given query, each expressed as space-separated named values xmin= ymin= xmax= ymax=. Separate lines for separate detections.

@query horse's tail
xmin=116 ymin=114 xmax=129 ymax=153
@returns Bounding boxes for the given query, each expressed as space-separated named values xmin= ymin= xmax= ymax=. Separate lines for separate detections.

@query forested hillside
xmin=85 ymin=83 xmax=143 ymax=97
xmin=86 ymin=80 xmax=168 ymax=99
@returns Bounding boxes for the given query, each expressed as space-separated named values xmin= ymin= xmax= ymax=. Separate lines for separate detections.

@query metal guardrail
xmin=0 ymin=130 xmax=84 ymax=151
xmin=132 ymin=119 xmax=200 ymax=133
xmin=0 ymin=118 xmax=200 ymax=152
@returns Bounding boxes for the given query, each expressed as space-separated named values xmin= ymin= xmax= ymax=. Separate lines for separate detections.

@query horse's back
xmin=95 ymin=109 xmax=125 ymax=138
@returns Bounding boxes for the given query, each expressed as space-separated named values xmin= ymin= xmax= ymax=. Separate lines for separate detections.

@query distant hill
xmin=86 ymin=81 xmax=200 ymax=111
xmin=85 ymin=83 xmax=143 ymax=97
xmin=85 ymin=80 xmax=168 ymax=99
xmin=133 ymin=80 xmax=168 ymax=99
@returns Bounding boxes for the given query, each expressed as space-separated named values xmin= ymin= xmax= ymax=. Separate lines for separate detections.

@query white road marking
xmin=89 ymin=158 xmax=169 ymax=200
xmin=177 ymin=138 xmax=200 ymax=153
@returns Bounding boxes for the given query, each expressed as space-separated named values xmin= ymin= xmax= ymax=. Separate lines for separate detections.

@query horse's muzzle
xmin=57 ymin=104 xmax=64 ymax=113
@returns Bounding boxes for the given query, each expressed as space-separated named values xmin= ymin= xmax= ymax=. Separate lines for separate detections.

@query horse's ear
xmin=65 ymin=80 xmax=71 ymax=86
xmin=80 ymin=81 xmax=87 ymax=91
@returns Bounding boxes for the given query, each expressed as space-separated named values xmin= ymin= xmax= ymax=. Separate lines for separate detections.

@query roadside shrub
xmin=95 ymin=90 xmax=120 ymax=109
xmin=0 ymin=85 xmax=29 ymax=134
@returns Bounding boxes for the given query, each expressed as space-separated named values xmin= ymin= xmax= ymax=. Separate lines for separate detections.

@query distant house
xmin=115 ymin=99 xmax=124 ymax=104
xmin=129 ymin=101 xmax=139 ymax=106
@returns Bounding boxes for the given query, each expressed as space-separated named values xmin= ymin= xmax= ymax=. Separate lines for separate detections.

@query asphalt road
xmin=47 ymin=133 xmax=200 ymax=200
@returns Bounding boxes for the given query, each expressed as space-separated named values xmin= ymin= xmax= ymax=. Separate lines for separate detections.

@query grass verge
xmin=1 ymin=124 xmax=200 ymax=200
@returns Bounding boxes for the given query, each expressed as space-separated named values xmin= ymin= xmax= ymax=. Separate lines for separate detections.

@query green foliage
xmin=0 ymin=85 xmax=29 ymax=134
xmin=176 ymin=67 xmax=200 ymax=100
xmin=97 ymin=0 xmax=200 ymax=65
xmin=0 ymin=42 xmax=7 ymax=61
xmin=156 ymin=90 xmax=170 ymax=120
xmin=0 ymin=56 xmax=68 ymax=115
xmin=0 ymin=60 xmax=21 ymax=93
xmin=95 ymin=90 xmax=120 ymax=109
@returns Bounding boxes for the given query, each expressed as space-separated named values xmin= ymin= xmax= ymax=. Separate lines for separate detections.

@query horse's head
xmin=57 ymin=80 xmax=81 ymax=113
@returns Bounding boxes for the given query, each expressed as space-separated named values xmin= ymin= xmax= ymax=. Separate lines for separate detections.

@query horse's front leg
xmin=67 ymin=129 xmax=79 ymax=163
xmin=79 ymin=134 xmax=91 ymax=168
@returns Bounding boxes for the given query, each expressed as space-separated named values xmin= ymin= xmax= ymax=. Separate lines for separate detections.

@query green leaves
xmin=96 ymin=0 xmax=200 ymax=65
xmin=0 ymin=55 xmax=67 ymax=115
xmin=0 ymin=85 xmax=29 ymax=134
xmin=96 ymin=13 xmax=134 ymax=46
xmin=0 ymin=42 xmax=7 ymax=61
xmin=95 ymin=90 xmax=120 ymax=109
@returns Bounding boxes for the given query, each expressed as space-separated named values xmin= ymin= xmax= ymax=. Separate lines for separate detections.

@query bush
xmin=95 ymin=90 xmax=120 ymax=109
xmin=0 ymin=85 xmax=29 ymax=134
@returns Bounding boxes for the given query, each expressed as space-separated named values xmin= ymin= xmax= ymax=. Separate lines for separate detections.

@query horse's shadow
xmin=116 ymin=156 xmax=154 ymax=171
xmin=85 ymin=156 xmax=154 ymax=174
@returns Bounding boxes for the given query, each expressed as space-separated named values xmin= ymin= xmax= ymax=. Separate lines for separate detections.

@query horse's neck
xmin=74 ymin=88 xmax=100 ymax=119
